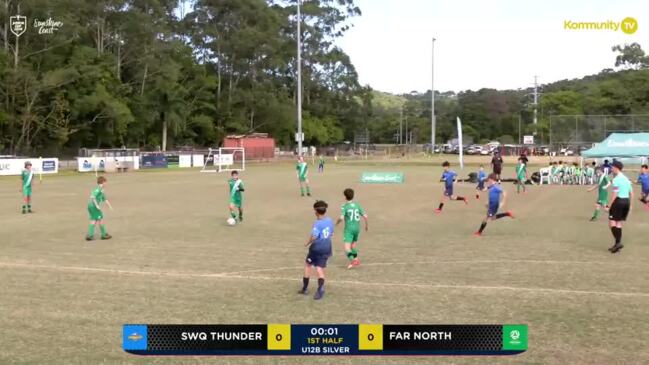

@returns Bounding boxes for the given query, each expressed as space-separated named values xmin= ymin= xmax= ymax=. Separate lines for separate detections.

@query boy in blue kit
xmin=474 ymin=173 xmax=514 ymax=236
xmin=299 ymin=200 xmax=334 ymax=300
xmin=435 ymin=161 xmax=468 ymax=213
xmin=475 ymin=165 xmax=487 ymax=199
xmin=637 ymin=164 xmax=649 ymax=210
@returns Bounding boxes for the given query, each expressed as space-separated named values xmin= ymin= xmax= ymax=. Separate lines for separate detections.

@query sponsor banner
xmin=214 ymin=154 xmax=234 ymax=166
xmin=77 ymin=157 xmax=106 ymax=172
xmin=141 ymin=154 xmax=168 ymax=169
xmin=179 ymin=155 xmax=192 ymax=168
xmin=0 ymin=158 xmax=59 ymax=176
xmin=360 ymin=172 xmax=405 ymax=184
xmin=523 ymin=135 xmax=534 ymax=145
xmin=192 ymin=154 xmax=204 ymax=167
xmin=167 ymin=154 xmax=180 ymax=168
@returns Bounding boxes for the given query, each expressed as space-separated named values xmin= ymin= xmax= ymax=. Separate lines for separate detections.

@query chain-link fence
xmin=549 ymin=114 xmax=649 ymax=151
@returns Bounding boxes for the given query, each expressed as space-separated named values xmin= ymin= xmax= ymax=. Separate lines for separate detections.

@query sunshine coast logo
xmin=564 ymin=17 xmax=638 ymax=35
xmin=33 ymin=18 xmax=63 ymax=34
xmin=8 ymin=15 xmax=63 ymax=36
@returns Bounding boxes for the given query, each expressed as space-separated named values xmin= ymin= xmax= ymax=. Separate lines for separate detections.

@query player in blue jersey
xmin=637 ymin=164 xmax=649 ymax=210
xmin=474 ymin=173 xmax=514 ymax=236
xmin=299 ymin=200 xmax=334 ymax=300
xmin=435 ymin=161 xmax=468 ymax=213
xmin=475 ymin=165 xmax=487 ymax=200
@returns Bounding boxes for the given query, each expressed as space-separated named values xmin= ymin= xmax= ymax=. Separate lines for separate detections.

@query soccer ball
xmin=226 ymin=217 xmax=236 ymax=226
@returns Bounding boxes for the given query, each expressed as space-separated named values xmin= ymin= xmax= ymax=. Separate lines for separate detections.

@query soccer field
xmin=1 ymin=161 xmax=648 ymax=365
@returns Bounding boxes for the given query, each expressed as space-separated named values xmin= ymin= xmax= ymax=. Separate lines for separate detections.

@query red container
xmin=223 ymin=134 xmax=275 ymax=159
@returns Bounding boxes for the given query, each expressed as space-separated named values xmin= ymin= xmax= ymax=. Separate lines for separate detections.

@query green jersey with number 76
xmin=341 ymin=202 xmax=366 ymax=232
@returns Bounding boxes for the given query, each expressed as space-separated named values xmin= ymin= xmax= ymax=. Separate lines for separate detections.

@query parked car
xmin=560 ymin=148 xmax=574 ymax=156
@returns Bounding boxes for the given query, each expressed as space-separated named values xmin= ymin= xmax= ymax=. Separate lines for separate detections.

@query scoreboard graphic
xmin=123 ymin=324 xmax=527 ymax=356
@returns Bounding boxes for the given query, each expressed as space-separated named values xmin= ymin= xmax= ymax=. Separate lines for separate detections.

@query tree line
xmin=1 ymin=0 xmax=647 ymax=155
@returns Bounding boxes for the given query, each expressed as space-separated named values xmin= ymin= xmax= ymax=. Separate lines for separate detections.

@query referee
xmin=607 ymin=161 xmax=633 ymax=253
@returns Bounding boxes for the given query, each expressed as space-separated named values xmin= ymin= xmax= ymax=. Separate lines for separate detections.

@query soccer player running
xmin=435 ymin=161 xmax=468 ymax=213
xmin=296 ymin=156 xmax=312 ymax=197
xmin=515 ymin=157 xmax=527 ymax=194
xmin=228 ymin=170 xmax=244 ymax=222
xmin=86 ymin=176 xmax=112 ymax=241
xmin=299 ymin=200 xmax=334 ymax=300
xmin=475 ymin=165 xmax=487 ymax=200
xmin=607 ymin=161 xmax=633 ymax=253
xmin=20 ymin=161 xmax=34 ymax=214
xmin=336 ymin=188 xmax=368 ymax=269
xmin=318 ymin=154 xmax=325 ymax=173
xmin=474 ymin=173 xmax=514 ymax=237
xmin=587 ymin=167 xmax=610 ymax=221
xmin=636 ymin=164 xmax=649 ymax=210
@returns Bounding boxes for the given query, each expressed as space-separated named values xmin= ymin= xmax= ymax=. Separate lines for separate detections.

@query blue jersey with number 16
xmin=310 ymin=217 xmax=334 ymax=255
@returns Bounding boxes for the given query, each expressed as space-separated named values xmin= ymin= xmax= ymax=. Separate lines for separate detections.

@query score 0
xmin=358 ymin=324 xmax=383 ymax=351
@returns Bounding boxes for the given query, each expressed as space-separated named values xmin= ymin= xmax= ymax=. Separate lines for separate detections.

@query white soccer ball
xmin=226 ymin=217 xmax=237 ymax=226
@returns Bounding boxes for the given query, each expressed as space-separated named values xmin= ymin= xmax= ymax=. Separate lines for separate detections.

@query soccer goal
xmin=201 ymin=147 xmax=245 ymax=173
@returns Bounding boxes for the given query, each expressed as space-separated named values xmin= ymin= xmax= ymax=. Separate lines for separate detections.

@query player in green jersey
xmin=86 ymin=176 xmax=112 ymax=241
xmin=296 ymin=156 xmax=311 ymax=196
xmin=20 ymin=161 xmax=34 ymax=214
xmin=335 ymin=188 xmax=368 ymax=269
xmin=228 ymin=170 xmax=245 ymax=222
xmin=587 ymin=167 xmax=611 ymax=221
xmin=515 ymin=158 xmax=527 ymax=194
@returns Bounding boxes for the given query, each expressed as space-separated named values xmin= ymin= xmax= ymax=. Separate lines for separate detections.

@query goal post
xmin=201 ymin=147 xmax=245 ymax=173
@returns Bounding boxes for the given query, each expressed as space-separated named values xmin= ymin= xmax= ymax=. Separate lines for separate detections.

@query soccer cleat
xmin=434 ymin=209 xmax=442 ymax=214
xmin=475 ymin=194 xmax=480 ymax=200
xmin=307 ymin=193 xmax=311 ymax=197
xmin=313 ymin=289 xmax=324 ymax=300
xmin=589 ymin=217 xmax=597 ymax=222
xmin=473 ymin=231 xmax=482 ymax=237
xmin=101 ymin=234 xmax=112 ymax=240
xmin=85 ymin=236 xmax=93 ymax=241
xmin=608 ymin=243 xmax=624 ymax=253
xmin=507 ymin=211 xmax=515 ymax=219
xmin=297 ymin=289 xmax=309 ymax=295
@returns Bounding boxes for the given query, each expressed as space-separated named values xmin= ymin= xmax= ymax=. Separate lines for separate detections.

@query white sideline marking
xmin=220 ymin=258 xmax=638 ymax=276
xmin=1 ymin=261 xmax=648 ymax=298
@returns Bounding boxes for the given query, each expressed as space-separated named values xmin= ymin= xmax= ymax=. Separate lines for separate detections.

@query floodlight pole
xmin=431 ymin=37 xmax=436 ymax=151
xmin=296 ymin=0 xmax=303 ymax=156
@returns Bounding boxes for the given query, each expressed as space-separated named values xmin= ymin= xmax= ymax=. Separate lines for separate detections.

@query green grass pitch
xmin=1 ymin=161 xmax=648 ymax=364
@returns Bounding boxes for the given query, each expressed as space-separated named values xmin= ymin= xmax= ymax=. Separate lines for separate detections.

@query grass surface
xmin=1 ymin=162 xmax=648 ymax=365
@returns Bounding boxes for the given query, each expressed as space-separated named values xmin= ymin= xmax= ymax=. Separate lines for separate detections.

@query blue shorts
xmin=488 ymin=204 xmax=499 ymax=217
xmin=306 ymin=250 xmax=330 ymax=268
xmin=444 ymin=186 xmax=453 ymax=197
xmin=476 ymin=181 xmax=485 ymax=190
xmin=642 ymin=189 xmax=649 ymax=196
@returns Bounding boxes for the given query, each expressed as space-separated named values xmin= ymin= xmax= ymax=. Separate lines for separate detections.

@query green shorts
xmin=22 ymin=186 xmax=32 ymax=197
xmin=87 ymin=205 xmax=104 ymax=221
xmin=230 ymin=198 xmax=242 ymax=208
xmin=343 ymin=228 xmax=360 ymax=243
xmin=298 ymin=176 xmax=307 ymax=182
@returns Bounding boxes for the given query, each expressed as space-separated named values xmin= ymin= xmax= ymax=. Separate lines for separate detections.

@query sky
xmin=335 ymin=0 xmax=647 ymax=94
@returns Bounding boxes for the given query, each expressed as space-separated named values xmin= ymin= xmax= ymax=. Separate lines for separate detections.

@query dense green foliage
xmin=0 ymin=0 xmax=647 ymax=154
xmin=0 ymin=0 xmax=367 ymax=154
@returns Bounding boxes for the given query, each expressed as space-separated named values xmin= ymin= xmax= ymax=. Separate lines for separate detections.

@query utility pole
xmin=296 ymin=0 xmax=303 ymax=155
xmin=533 ymin=75 xmax=539 ymax=135
xmin=405 ymin=115 xmax=409 ymax=144
xmin=431 ymin=37 xmax=436 ymax=150
xmin=399 ymin=105 xmax=403 ymax=145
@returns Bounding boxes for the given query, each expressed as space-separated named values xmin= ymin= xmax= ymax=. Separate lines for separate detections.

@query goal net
xmin=201 ymin=147 xmax=245 ymax=173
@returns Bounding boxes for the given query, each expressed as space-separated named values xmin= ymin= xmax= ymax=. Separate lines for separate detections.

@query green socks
xmin=22 ymin=205 xmax=26 ymax=213
xmin=306 ymin=187 xmax=311 ymax=195
xmin=87 ymin=224 xmax=96 ymax=238
xmin=592 ymin=210 xmax=600 ymax=219
xmin=27 ymin=204 xmax=31 ymax=212
xmin=300 ymin=187 xmax=305 ymax=196
xmin=230 ymin=211 xmax=237 ymax=219
xmin=100 ymin=224 xmax=107 ymax=238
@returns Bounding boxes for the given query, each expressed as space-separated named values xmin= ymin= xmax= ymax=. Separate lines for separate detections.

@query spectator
xmin=491 ymin=152 xmax=504 ymax=181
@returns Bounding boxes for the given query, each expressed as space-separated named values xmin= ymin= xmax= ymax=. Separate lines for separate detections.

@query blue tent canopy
xmin=581 ymin=133 xmax=649 ymax=158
